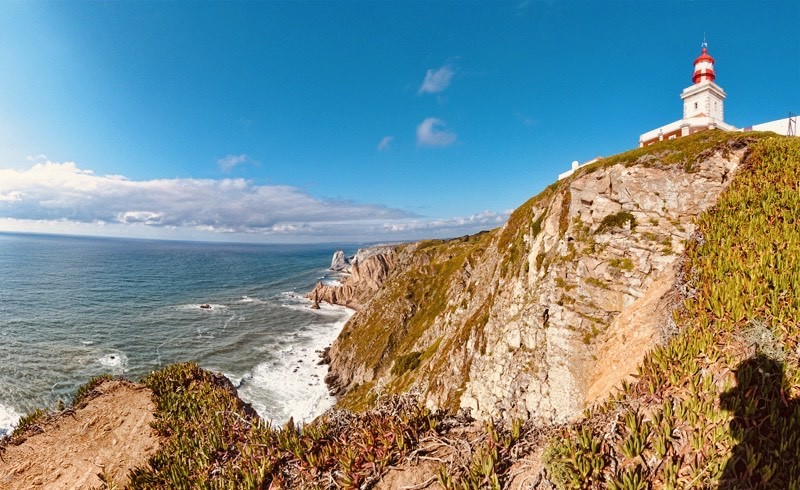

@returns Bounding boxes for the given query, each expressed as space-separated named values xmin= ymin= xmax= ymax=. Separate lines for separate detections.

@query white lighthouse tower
xmin=681 ymin=42 xmax=726 ymax=121
xmin=639 ymin=42 xmax=737 ymax=147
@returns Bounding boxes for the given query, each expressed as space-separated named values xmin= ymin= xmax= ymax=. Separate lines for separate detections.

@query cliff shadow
xmin=719 ymin=354 xmax=800 ymax=489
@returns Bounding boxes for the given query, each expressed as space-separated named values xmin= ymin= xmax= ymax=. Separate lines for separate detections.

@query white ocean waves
xmin=280 ymin=292 xmax=349 ymax=317
xmin=97 ymin=351 xmax=128 ymax=374
xmin=237 ymin=295 xmax=266 ymax=305
xmin=236 ymin=306 xmax=354 ymax=425
xmin=175 ymin=303 xmax=229 ymax=312
xmin=0 ymin=403 xmax=21 ymax=437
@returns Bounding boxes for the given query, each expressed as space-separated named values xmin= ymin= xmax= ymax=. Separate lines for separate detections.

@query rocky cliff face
xmin=307 ymin=246 xmax=399 ymax=310
xmin=320 ymin=132 xmax=758 ymax=423
xmin=329 ymin=250 xmax=352 ymax=272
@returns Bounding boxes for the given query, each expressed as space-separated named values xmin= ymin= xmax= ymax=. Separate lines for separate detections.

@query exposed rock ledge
xmin=306 ymin=245 xmax=399 ymax=310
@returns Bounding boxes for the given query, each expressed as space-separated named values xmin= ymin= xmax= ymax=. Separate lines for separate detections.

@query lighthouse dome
xmin=692 ymin=44 xmax=716 ymax=84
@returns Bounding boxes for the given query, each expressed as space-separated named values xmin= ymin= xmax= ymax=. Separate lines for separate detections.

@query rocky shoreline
xmin=306 ymin=245 xmax=399 ymax=311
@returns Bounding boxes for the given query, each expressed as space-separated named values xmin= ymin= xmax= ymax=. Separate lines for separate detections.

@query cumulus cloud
xmin=377 ymin=136 xmax=394 ymax=151
xmin=0 ymin=160 xmax=411 ymax=229
xmin=416 ymin=118 xmax=457 ymax=147
xmin=117 ymin=211 xmax=165 ymax=225
xmin=217 ymin=154 xmax=249 ymax=172
xmin=0 ymin=161 xmax=510 ymax=242
xmin=418 ymin=64 xmax=455 ymax=94
xmin=0 ymin=191 xmax=22 ymax=202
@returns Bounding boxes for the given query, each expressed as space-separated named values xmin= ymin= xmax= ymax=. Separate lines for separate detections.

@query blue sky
xmin=0 ymin=1 xmax=797 ymax=243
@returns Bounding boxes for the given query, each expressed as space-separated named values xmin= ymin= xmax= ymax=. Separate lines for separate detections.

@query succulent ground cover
xmin=543 ymin=136 xmax=800 ymax=488
xmin=122 ymin=362 xmax=445 ymax=489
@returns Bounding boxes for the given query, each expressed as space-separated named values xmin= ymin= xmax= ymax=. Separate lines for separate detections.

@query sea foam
xmin=0 ymin=403 xmax=20 ymax=437
xmin=236 ymin=301 xmax=353 ymax=425
xmin=98 ymin=351 xmax=128 ymax=375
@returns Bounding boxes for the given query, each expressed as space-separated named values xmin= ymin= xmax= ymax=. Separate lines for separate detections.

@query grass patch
xmin=596 ymin=211 xmax=637 ymax=234
xmin=584 ymin=276 xmax=609 ymax=289
xmin=72 ymin=374 xmax=114 ymax=407
xmin=391 ymin=351 xmax=422 ymax=376
xmin=609 ymin=257 xmax=634 ymax=271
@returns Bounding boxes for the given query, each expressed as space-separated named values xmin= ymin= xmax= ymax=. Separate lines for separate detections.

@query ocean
xmin=0 ymin=232 xmax=356 ymax=436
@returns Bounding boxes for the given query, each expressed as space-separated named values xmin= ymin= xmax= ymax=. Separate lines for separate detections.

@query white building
xmin=639 ymin=43 xmax=737 ymax=147
xmin=744 ymin=115 xmax=797 ymax=137
xmin=557 ymin=157 xmax=602 ymax=181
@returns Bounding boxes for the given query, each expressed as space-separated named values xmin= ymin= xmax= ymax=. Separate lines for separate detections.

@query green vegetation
xmin=596 ymin=211 xmax=637 ymax=234
xmin=544 ymin=136 xmax=800 ymax=488
xmin=559 ymin=189 xmax=572 ymax=236
xmin=72 ymin=373 xmax=114 ymax=407
xmin=4 ymin=408 xmax=48 ymax=445
xmin=129 ymin=362 xmax=442 ymax=489
xmin=585 ymin=276 xmax=609 ymax=289
xmin=608 ymin=257 xmax=634 ymax=271
xmin=6 ymin=131 xmax=792 ymax=490
xmin=390 ymin=351 xmax=422 ymax=376
xmin=334 ymin=232 xmax=497 ymax=412
xmin=569 ymin=129 xmax=773 ymax=177
xmin=437 ymin=418 xmax=528 ymax=489
xmin=335 ymin=130 xmax=781 ymax=416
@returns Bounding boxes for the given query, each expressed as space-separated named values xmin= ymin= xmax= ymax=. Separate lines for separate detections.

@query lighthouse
xmin=681 ymin=42 xmax=726 ymax=122
xmin=639 ymin=42 xmax=737 ymax=147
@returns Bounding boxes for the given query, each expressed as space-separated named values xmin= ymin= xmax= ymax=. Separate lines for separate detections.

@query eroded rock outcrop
xmin=321 ymin=132 xmax=757 ymax=423
xmin=307 ymin=246 xmax=399 ymax=310
xmin=329 ymin=250 xmax=352 ymax=272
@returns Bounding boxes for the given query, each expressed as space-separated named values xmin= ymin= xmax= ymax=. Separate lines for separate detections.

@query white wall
xmin=748 ymin=116 xmax=798 ymax=136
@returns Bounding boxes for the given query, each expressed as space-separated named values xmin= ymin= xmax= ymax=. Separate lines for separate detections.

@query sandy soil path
xmin=0 ymin=380 xmax=160 ymax=489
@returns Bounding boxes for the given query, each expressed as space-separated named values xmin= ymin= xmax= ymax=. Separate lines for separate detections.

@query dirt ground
xmin=0 ymin=380 xmax=160 ymax=489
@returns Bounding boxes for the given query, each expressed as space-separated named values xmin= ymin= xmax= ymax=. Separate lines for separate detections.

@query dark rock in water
xmin=324 ymin=371 xmax=346 ymax=397
xmin=317 ymin=346 xmax=331 ymax=365
xmin=200 ymin=304 xmax=211 ymax=309
xmin=208 ymin=371 xmax=258 ymax=418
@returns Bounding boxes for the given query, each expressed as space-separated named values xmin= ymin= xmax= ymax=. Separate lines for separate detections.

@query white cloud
xmin=416 ymin=118 xmax=457 ymax=147
xmin=377 ymin=136 xmax=394 ymax=151
xmin=380 ymin=210 xmax=508 ymax=233
xmin=0 ymin=160 xmax=410 ymax=229
xmin=117 ymin=211 xmax=165 ymax=225
xmin=418 ymin=64 xmax=455 ymax=94
xmin=0 ymin=191 xmax=22 ymax=202
xmin=0 ymin=161 xmax=511 ymax=243
xmin=217 ymin=154 xmax=249 ymax=172
xmin=26 ymin=154 xmax=48 ymax=162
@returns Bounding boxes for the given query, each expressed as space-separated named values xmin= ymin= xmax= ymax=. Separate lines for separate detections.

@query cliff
xmin=4 ymin=132 xmax=796 ymax=489
xmin=318 ymin=131 xmax=761 ymax=422
xmin=307 ymin=245 xmax=399 ymax=310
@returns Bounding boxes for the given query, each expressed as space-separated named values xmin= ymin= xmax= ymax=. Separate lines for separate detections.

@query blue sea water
xmin=0 ymin=232 xmax=356 ymax=435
